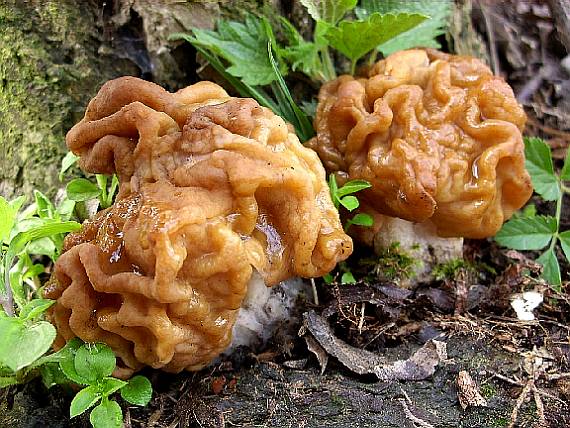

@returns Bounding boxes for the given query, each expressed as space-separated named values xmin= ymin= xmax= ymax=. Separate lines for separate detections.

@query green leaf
xmin=348 ymin=213 xmax=374 ymax=227
xmin=66 ymin=178 xmax=101 ymax=202
xmin=59 ymin=151 xmax=80 ymax=181
xmin=99 ymin=377 xmax=127 ymax=397
xmin=0 ymin=374 xmax=20 ymax=388
xmin=40 ymin=362 xmax=70 ymax=389
xmin=0 ymin=318 xmax=56 ymax=371
xmin=56 ymin=198 xmax=76 ymax=222
xmin=90 ymin=399 xmax=123 ymax=428
xmin=537 ymin=248 xmax=561 ymax=288
xmin=495 ymin=216 xmax=556 ymax=250
xmin=524 ymin=137 xmax=561 ymax=201
xmin=339 ymin=195 xmax=359 ymax=211
xmin=189 ymin=15 xmax=280 ymax=86
xmin=336 ymin=179 xmax=372 ymax=198
xmin=341 ymin=271 xmax=356 ymax=284
xmin=300 ymin=0 xmax=357 ymax=24
xmin=34 ymin=190 xmax=56 ymax=220
xmin=170 ymin=34 xmax=280 ymax=113
xmin=70 ymin=385 xmax=101 ymax=418
xmin=26 ymin=237 xmax=56 ymax=260
xmin=356 ymin=0 xmax=452 ymax=55
xmin=322 ymin=273 xmax=334 ymax=284
xmin=120 ymin=375 xmax=153 ymax=406
xmin=0 ymin=196 xmax=22 ymax=245
xmin=74 ymin=343 xmax=116 ymax=383
xmin=267 ymin=41 xmax=315 ymax=142
xmin=559 ymin=230 xmax=570 ymax=263
xmin=19 ymin=299 xmax=55 ymax=321
xmin=279 ymin=18 xmax=323 ymax=81
xmin=561 ymin=146 xmax=570 ymax=181
xmin=59 ymin=338 xmax=90 ymax=385
xmin=2 ymin=221 xmax=81 ymax=307
xmin=328 ymin=174 xmax=340 ymax=208
xmin=324 ymin=13 xmax=427 ymax=62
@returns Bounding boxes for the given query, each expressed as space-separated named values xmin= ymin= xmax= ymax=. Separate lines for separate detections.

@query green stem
xmin=550 ymin=180 xmax=569 ymax=253
xmin=350 ymin=59 xmax=357 ymax=76
xmin=321 ymin=47 xmax=336 ymax=81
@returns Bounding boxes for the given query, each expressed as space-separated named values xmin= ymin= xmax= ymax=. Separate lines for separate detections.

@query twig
xmin=310 ymin=278 xmax=319 ymax=306
xmin=398 ymin=398 xmax=436 ymax=428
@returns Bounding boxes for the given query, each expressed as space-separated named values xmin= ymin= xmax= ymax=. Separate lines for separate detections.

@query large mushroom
xmin=307 ymin=49 xmax=533 ymax=279
xmin=44 ymin=77 xmax=352 ymax=376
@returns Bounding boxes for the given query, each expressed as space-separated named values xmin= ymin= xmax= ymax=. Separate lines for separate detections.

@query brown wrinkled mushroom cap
xmin=307 ymin=49 xmax=532 ymax=238
xmin=44 ymin=77 xmax=351 ymax=375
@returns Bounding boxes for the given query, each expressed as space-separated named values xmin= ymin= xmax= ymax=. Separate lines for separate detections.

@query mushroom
xmin=44 ymin=77 xmax=352 ymax=376
xmin=307 ymin=49 xmax=532 ymax=279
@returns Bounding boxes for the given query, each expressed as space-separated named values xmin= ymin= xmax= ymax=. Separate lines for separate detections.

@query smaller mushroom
xmin=307 ymin=49 xmax=533 ymax=280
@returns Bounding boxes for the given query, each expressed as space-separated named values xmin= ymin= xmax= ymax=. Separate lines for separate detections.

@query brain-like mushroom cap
xmin=44 ymin=77 xmax=352 ymax=375
xmin=307 ymin=49 xmax=532 ymax=238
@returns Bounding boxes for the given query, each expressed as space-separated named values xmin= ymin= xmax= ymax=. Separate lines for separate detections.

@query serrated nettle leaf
xmin=19 ymin=299 xmax=54 ymax=321
xmin=100 ymin=377 xmax=127 ymax=397
xmin=191 ymin=15 xmax=282 ymax=86
xmin=495 ymin=216 xmax=556 ymax=250
xmin=324 ymin=13 xmax=427 ymax=62
xmin=561 ymin=146 xmax=570 ymax=181
xmin=559 ymin=230 xmax=570 ymax=264
xmin=0 ymin=374 xmax=20 ymax=388
xmin=90 ymin=399 xmax=123 ymax=428
xmin=341 ymin=271 xmax=356 ymax=284
xmin=537 ymin=248 xmax=561 ymax=288
xmin=66 ymin=178 xmax=101 ymax=202
xmin=0 ymin=318 xmax=56 ymax=371
xmin=74 ymin=343 xmax=116 ymax=383
xmin=524 ymin=137 xmax=561 ymax=201
xmin=336 ymin=179 xmax=372 ymax=198
xmin=339 ymin=195 xmax=360 ymax=211
xmin=121 ymin=375 xmax=153 ymax=406
xmin=59 ymin=151 xmax=80 ymax=181
xmin=300 ymin=0 xmax=357 ymax=24
xmin=356 ymin=0 xmax=452 ymax=55
xmin=70 ymin=385 xmax=101 ymax=418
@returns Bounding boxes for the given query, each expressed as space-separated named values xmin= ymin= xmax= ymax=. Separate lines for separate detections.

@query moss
xmin=0 ymin=1 xmax=136 ymax=199
xmin=374 ymin=242 xmax=418 ymax=282
xmin=480 ymin=382 xmax=497 ymax=399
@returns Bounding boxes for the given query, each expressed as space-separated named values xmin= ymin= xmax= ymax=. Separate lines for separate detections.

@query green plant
xmin=327 ymin=174 xmax=374 ymax=231
xmin=170 ymin=1 xmax=446 ymax=140
xmin=0 ymin=192 xmax=80 ymax=386
xmin=496 ymin=137 xmax=570 ymax=289
xmin=60 ymin=151 xmax=119 ymax=211
xmin=60 ymin=340 xmax=152 ymax=428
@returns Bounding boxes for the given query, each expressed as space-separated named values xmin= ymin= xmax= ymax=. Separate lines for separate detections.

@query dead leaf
xmin=457 ymin=370 xmax=488 ymax=410
xmin=303 ymin=310 xmax=447 ymax=381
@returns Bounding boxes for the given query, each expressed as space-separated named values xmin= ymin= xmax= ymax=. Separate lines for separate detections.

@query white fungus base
xmin=226 ymin=271 xmax=309 ymax=353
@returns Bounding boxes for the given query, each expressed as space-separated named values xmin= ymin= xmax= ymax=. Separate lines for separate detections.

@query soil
xmin=1 ymin=1 xmax=570 ymax=427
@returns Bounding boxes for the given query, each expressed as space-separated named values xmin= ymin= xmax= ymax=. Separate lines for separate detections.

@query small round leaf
xmin=90 ymin=399 xmax=123 ymax=428
xmin=74 ymin=343 xmax=116 ymax=383
xmin=120 ymin=375 xmax=153 ymax=406
xmin=66 ymin=178 xmax=101 ymax=202
xmin=70 ymin=385 xmax=100 ymax=418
